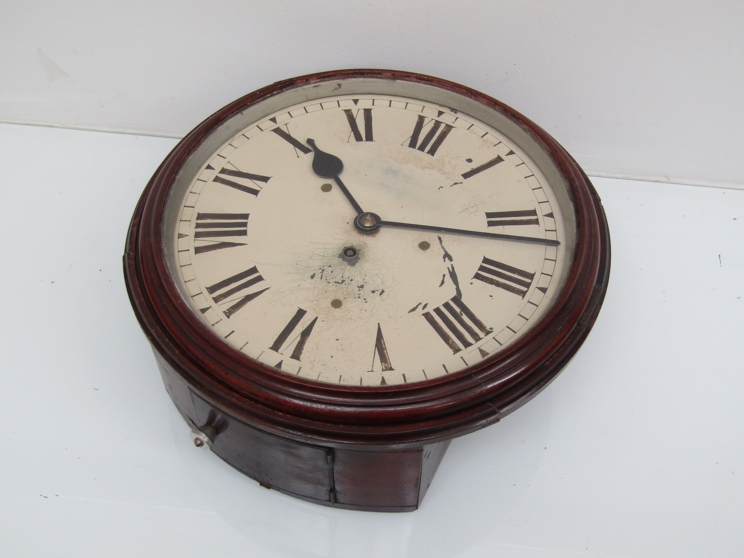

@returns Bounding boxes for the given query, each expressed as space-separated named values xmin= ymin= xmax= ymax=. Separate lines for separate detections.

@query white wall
xmin=3 ymin=0 xmax=742 ymax=188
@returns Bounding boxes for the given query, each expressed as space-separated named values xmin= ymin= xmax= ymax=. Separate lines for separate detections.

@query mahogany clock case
xmin=124 ymin=69 xmax=610 ymax=507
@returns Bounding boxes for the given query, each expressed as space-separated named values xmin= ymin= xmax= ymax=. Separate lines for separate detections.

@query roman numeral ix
xmin=423 ymin=296 xmax=491 ymax=354
xmin=473 ymin=257 xmax=535 ymax=298
xmin=344 ymin=108 xmax=373 ymax=142
xmin=269 ymin=308 xmax=318 ymax=362
xmin=407 ymin=115 xmax=453 ymax=156
xmin=206 ymin=266 xmax=268 ymax=318
xmin=213 ymin=167 xmax=271 ymax=197
xmin=194 ymin=212 xmax=249 ymax=255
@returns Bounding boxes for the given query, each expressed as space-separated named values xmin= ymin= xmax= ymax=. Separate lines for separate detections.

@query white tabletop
xmin=1 ymin=122 xmax=742 ymax=557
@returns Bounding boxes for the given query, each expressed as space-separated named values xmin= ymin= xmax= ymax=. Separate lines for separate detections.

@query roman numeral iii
xmin=213 ymin=168 xmax=271 ymax=197
xmin=269 ymin=308 xmax=318 ymax=361
xmin=194 ymin=212 xmax=249 ymax=255
xmin=206 ymin=266 xmax=268 ymax=317
xmin=423 ymin=297 xmax=491 ymax=354
xmin=344 ymin=108 xmax=373 ymax=142
xmin=407 ymin=115 xmax=453 ymax=156
xmin=484 ymin=209 xmax=539 ymax=227
xmin=473 ymin=257 xmax=535 ymax=298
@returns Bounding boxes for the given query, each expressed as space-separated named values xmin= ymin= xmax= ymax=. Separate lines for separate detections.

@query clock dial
xmin=164 ymin=94 xmax=573 ymax=386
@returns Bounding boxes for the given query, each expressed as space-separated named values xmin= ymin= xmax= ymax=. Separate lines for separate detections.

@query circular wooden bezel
xmin=124 ymin=69 xmax=610 ymax=449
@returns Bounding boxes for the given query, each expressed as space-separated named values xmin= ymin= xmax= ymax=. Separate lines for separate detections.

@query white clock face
xmin=164 ymin=90 xmax=574 ymax=387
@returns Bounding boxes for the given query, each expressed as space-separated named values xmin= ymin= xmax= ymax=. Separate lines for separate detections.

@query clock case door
xmin=124 ymin=69 xmax=610 ymax=511
xmin=173 ymin=365 xmax=450 ymax=511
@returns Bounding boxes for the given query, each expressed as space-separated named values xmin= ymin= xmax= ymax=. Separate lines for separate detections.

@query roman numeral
xmin=206 ymin=266 xmax=268 ymax=318
xmin=271 ymin=126 xmax=312 ymax=156
xmin=344 ymin=108 xmax=373 ymax=142
xmin=194 ymin=213 xmax=248 ymax=255
xmin=473 ymin=257 xmax=535 ymax=298
xmin=461 ymin=155 xmax=504 ymax=179
xmin=370 ymin=323 xmax=394 ymax=372
xmin=269 ymin=308 xmax=318 ymax=361
xmin=485 ymin=209 xmax=539 ymax=227
xmin=423 ymin=297 xmax=491 ymax=354
xmin=213 ymin=167 xmax=271 ymax=197
xmin=407 ymin=115 xmax=453 ymax=156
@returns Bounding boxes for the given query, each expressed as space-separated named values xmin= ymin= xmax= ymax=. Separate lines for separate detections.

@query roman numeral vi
xmin=370 ymin=323 xmax=394 ymax=372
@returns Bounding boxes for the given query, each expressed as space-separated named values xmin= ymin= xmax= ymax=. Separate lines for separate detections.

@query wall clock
xmin=124 ymin=69 xmax=610 ymax=512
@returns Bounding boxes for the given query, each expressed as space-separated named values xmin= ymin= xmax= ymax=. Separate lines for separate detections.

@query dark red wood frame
xmin=124 ymin=69 xmax=610 ymax=452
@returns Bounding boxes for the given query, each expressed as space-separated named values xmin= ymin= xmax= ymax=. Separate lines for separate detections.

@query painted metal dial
xmin=163 ymin=92 xmax=575 ymax=387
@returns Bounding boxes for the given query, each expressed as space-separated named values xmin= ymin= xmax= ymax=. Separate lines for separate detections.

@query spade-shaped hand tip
xmin=307 ymin=138 xmax=343 ymax=178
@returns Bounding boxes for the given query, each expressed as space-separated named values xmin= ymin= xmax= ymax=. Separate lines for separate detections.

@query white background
xmin=1 ymin=2 xmax=743 ymax=557
xmin=3 ymin=0 xmax=744 ymax=188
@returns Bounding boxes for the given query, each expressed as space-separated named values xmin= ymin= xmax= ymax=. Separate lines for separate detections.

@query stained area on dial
xmin=169 ymin=93 xmax=568 ymax=386
xmin=438 ymin=236 xmax=462 ymax=300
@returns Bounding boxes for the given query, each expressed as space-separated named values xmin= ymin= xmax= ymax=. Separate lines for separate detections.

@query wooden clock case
xmin=124 ymin=69 xmax=611 ymax=512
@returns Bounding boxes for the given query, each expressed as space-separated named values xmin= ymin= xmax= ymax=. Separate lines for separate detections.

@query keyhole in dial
xmin=338 ymin=246 xmax=360 ymax=266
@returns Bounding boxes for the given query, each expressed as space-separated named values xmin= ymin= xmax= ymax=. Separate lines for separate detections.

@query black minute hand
xmin=377 ymin=219 xmax=560 ymax=246
xmin=306 ymin=139 xmax=364 ymax=215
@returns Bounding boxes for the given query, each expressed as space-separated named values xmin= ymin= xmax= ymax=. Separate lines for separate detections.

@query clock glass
xmin=162 ymin=83 xmax=576 ymax=387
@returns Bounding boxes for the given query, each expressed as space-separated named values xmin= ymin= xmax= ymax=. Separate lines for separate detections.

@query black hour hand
xmin=307 ymin=138 xmax=343 ymax=177
xmin=307 ymin=139 xmax=364 ymax=215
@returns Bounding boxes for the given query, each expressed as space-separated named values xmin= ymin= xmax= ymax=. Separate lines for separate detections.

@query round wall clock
xmin=124 ymin=69 xmax=610 ymax=512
